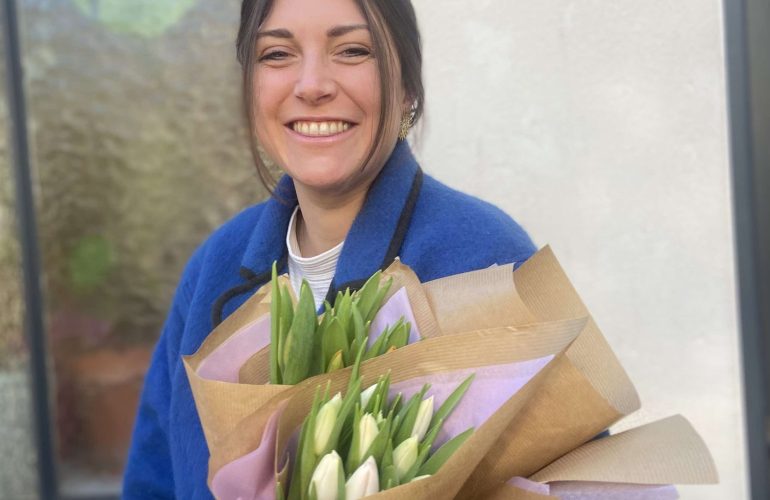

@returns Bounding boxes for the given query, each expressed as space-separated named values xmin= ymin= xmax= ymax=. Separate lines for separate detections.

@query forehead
xmin=263 ymin=0 xmax=366 ymax=30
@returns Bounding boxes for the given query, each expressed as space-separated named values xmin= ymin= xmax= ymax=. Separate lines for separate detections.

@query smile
xmin=290 ymin=120 xmax=353 ymax=137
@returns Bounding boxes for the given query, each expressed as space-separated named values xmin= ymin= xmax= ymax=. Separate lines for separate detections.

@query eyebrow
xmin=327 ymin=24 xmax=369 ymax=37
xmin=256 ymin=24 xmax=369 ymax=40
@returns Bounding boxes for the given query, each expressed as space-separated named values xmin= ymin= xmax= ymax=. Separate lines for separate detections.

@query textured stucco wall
xmin=413 ymin=1 xmax=746 ymax=499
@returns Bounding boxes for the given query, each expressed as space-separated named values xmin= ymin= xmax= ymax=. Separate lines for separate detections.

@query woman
xmin=123 ymin=0 xmax=535 ymax=498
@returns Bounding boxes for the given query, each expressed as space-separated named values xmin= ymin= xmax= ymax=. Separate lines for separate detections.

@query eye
xmin=337 ymin=46 xmax=372 ymax=60
xmin=258 ymin=49 xmax=292 ymax=63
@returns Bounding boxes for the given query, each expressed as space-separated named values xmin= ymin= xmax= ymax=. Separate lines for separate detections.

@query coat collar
xmin=213 ymin=141 xmax=422 ymax=325
xmin=239 ymin=139 xmax=422 ymax=294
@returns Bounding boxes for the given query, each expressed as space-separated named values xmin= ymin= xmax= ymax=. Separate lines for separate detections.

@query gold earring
xmin=399 ymin=111 xmax=413 ymax=141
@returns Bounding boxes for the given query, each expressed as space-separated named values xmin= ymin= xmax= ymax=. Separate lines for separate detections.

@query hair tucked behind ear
xmin=236 ymin=0 xmax=424 ymax=195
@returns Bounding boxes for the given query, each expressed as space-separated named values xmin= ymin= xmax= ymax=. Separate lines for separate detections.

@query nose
xmin=294 ymin=54 xmax=337 ymax=105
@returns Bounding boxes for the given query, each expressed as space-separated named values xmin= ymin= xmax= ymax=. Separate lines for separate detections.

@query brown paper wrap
xmin=183 ymin=247 xmax=717 ymax=499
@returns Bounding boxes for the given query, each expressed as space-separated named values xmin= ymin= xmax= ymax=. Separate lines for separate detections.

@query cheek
xmin=253 ymin=72 xmax=290 ymax=121
xmin=341 ymin=66 xmax=381 ymax=120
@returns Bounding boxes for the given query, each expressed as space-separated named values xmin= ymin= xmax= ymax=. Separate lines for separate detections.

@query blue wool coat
xmin=123 ymin=141 xmax=536 ymax=499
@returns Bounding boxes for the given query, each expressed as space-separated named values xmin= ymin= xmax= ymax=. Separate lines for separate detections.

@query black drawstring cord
xmin=323 ymin=168 xmax=424 ymax=304
xmin=210 ymin=255 xmax=287 ymax=328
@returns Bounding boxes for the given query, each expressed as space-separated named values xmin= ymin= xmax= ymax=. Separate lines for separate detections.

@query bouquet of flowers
xmin=183 ymin=247 xmax=717 ymax=499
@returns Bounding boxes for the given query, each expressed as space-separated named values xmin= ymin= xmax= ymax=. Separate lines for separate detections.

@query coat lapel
xmin=216 ymin=141 xmax=422 ymax=324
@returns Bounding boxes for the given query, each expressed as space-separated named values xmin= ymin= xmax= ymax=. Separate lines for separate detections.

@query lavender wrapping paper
xmin=203 ymin=287 xmax=556 ymax=499
xmin=196 ymin=287 xmax=420 ymax=384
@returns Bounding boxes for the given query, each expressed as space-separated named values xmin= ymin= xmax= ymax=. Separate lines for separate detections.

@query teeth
xmin=292 ymin=121 xmax=351 ymax=136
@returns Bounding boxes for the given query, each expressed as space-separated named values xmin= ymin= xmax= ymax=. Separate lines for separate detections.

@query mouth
xmin=287 ymin=120 xmax=355 ymax=137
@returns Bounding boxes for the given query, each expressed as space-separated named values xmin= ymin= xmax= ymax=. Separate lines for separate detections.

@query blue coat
xmin=123 ymin=141 xmax=536 ymax=499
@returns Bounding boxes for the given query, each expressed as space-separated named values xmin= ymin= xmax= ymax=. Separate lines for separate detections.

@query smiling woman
xmin=239 ymin=0 xmax=424 ymax=261
xmin=123 ymin=0 xmax=536 ymax=498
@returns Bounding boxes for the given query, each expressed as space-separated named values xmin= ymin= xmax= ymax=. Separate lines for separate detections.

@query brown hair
xmin=236 ymin=0 xmax=424 ymax=193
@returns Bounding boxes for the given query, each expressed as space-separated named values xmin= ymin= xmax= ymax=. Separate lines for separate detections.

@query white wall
xmin=413 ymin=1 xmax=746 ymax=498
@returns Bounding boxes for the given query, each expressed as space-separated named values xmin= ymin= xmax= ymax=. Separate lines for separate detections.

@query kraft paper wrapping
xmin=417 ymin=246 xmax=640 ymax=497
xmin=206 ymin=319 xmax=586 ymax=492
xmin=182 ymin=247 xmax=717 ymax=499
xmin=530 ymin=415 xmax=718 ymax=485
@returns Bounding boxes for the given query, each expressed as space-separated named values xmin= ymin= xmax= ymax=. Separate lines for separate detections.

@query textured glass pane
xmin=0 ymin=17 xmax=39 ymax=500
xmin=17 ymin=0 xmax=267 ymax=493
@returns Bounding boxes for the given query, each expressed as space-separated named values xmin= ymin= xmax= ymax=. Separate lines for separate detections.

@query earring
xmin=399 ymin=111 xmax=413 ymax=141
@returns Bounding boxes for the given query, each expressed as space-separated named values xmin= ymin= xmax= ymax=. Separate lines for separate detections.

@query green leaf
xmin=351 ymin=303 xmax=366 ymax=350
xmin=376 ymin=320 xmax=403 ymax=356
xmin=345 ymin=406 xmax=363 ymax=474
xmin=430 ymin=374 xmax=475 ymax=432
xmin=353 ymin=270 xmax=381 ymax=322
xmin=386 ymin=393 xmax=403 ymax=419
xmin=322 ymin=318 xmax=348 ymax=371
xmin=347 ymin=338 xmax=360 ymax=368
xmin=369 ymin=373 xmax=391 ymax=415
xmin=278 ymin=285 xmax=294 ymax=376
xmin=289 ymin=386 xmax=323 ymax=500
xmin=386 ymin=321 xmax=409 ymax=351
xmin=366 ymin=276 xmax=393 ymax=324
xmin=418 ymin=417 xmax=444 ymax=458
xmin=364 ymin=325 xmax=390 ymax=361
xmin=270 ymin=262 xmax=282 ymax=384
xmin=334 ymin=290 xmax=353 ymax=343
xmin=282 ymin=281 xmax=317 ymax=384
xmin=348 ymin=340 xmax=367 ymax=394
xmin=417 ymin=428 xmax=474 ymax=476
xmin=393 ymin=384 xmax=430 ymax=446
xmin=379 ymin=440 xmax=396 ymax=489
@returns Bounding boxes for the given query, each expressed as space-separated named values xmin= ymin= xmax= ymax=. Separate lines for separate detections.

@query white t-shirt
xmin=286 ymin=206 xmax=344 ymax=309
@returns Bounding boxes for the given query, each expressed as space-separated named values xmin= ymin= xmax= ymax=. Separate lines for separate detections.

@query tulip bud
xmin=411 ymin=396 xmax=434 ymax=442
xmin=309 ymin=451 xmax=343 ymax=500
xmin=326 ymin=350 xmax=344 ymax=372
xmin=314 ymin=393 xmax=342 ymax=455
xmin=345 ymin=456 xmax=379 ymax=500
xmin=393 ymin=436 xmax=418 ymax=481
xmin=357 ymin=413 xmax=380 ymax=461
xmin=360 ymin=384 xmax=377 ymax=410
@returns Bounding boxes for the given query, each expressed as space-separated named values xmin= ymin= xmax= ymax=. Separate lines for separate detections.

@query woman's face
xmin=253 ymin=0 xmax=402 ymax=198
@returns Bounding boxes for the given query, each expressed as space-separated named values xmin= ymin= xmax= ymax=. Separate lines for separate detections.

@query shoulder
xmin=402 ymin=173 xmax=537 ymax=281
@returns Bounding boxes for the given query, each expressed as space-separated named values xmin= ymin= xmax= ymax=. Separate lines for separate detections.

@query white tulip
xmin=309 ymin=451 xmax=342 ymax=500
xmin=357 ymin=413 xmax=380 ymax=461
xmin=411 ymin=396 xmax=434 ymax=441
xmin=393 ymin=436 xmax=418 ymax=480
xmin=314 ymin=393 xmax=342 ymax=455
xmin=345 ymin=456 xmax=380 ymax=500
xmin=360 ymin=384 xmax=377 ymax=409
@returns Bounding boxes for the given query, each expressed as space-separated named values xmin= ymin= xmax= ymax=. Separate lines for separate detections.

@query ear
xmin=400 ymin=99 xmax=415 ymax=121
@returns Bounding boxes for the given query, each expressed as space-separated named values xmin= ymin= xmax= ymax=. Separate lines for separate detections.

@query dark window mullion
xmin=724 ymin=0 xmax=770 ymax=499
xmin=1 ymin=0 xmax=59 ymax=498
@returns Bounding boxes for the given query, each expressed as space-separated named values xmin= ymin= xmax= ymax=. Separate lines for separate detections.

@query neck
xmin=294 ymin=184 xmax=369 ymax=257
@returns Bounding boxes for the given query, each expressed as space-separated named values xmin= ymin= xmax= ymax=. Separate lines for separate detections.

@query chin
xmin=286 ymin=155 xmax=372 ymax=194
xmin=290 ymin=166 xmax=361 ymax=194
